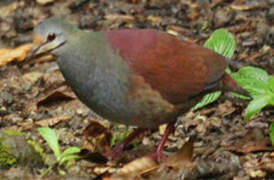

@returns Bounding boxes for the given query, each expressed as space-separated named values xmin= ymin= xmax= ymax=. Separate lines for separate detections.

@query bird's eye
xmin=47 ymin=33 xmax=56 ymax=41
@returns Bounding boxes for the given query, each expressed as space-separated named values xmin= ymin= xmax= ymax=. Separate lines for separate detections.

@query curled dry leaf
xmin=225 ymin=128 xmax=273 ymax=154
xmin=0 ymin=43 xmax=33 ymax=66
xmin=231 ymin=4 xmax=266 ymax=11
xmin=117 ymin=156 xmax=158 ymax=176
xmin=37 ymin=86 xmax=75 ymax=107
xmin=162 ymin=137 xmax=195 ymax=169
xmin=104 ymin=14 xmax=135 ymax=22
xmin=25 ymin=86 xmax=75 ymax=112
xmin=35 ymin=115 xmax=72 ymax=127
xmin=83 ymin=120 xmax=112 ymax=152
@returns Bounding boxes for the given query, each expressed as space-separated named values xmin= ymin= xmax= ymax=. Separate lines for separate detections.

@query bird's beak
xmin=27 ymin=34 xmax=55 ymax=60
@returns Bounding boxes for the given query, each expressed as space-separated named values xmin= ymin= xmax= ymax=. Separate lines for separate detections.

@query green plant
xmin=231 ymin=67 xmax=274 ymax=121
xmin=270 ymin=123 xmax=274 ymax=146
xmin=193 ymin=29 xmax=274 ymax=122
xmin=38 ymin=127 xmax=81 ymax=176
xmin=192 ymin=29 xmax=235 ymax=111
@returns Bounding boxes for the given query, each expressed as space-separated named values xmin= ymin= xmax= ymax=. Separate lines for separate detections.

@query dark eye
xmin=47 ymin=33 xmax=56 ymax=41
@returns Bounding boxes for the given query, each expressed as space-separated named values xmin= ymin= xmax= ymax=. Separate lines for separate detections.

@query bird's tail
xmin=222 ymin=72 xmax=250 ymax=97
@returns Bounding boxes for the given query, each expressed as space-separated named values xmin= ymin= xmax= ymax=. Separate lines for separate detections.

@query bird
xmin=28 ymin=17 xmax=248 ymax=160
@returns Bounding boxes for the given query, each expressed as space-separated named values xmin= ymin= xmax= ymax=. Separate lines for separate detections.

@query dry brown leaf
xmin=37 ymin=86 xmax=75 ymax=107
xmin=117 ymin=156 xmax=158 ymax=176
xmin=162 ymin=137 xmax=195 ymax=169
xmin=231 ymin=4 xmax=266 ymax=11
xmin=0 ymin=43 xmax=33 ymax=66
xmin=83 ymin=120 xmax=112 ymax=152
xmin=147 ymin=16 xmax=162 ymax=23
xmin=225 ymin=129 xmax=273 ymax=154
xmin=103 ymin=177 xmax=140 ymax=180
xmin=105 ymin=14 xmax=134 ymax=21
xmin=35 ymin=115 xmax=72 ymax=126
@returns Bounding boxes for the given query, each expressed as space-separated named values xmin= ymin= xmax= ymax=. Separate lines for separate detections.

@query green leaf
xmin=4 ymin=129 xmax=25 ymax=137
xmin=268 ymin=77 xmax=274 ymax=92
xmin=244 ymin=95 xmax=270 ymax=122
xmin=233 ymin=66 xmax=269 ymax=82
xmin=270 ymin=123 xmax=274 ymax=146
xmin=232 ymin=66 xmax=270 ymax=97
xmin=192 ymin=91 xmax=221 ymax=111
xmin=62 ymin=147 xmax=81 ymax=156
xmin=193 ymin=29 xmax=235 ymax=111
xmin=111 ymin=125 xmax=132 ymax=147
xmin=204 ymin=29 xmax=235 ymax=58
xmin=38 ymin=127 xmax=61 ymax=158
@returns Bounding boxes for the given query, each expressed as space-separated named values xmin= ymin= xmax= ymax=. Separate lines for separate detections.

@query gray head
xmin=28 ymin=17 xmax=78 ymax=57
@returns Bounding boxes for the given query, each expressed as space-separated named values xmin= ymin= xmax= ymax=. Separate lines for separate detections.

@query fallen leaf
xmin=37 ymin=86 xmax=75 ymax=107
xmin=35 ymin=115 xmax=72 ymax=126
xmin=117 ymin=156 xmax=158 ymax=176
xmin=162 ymin=137 xmax=195 ymax=169
xmin=0 ymin=43 xmax=33 ymax=66
xmin=83 ymin=121 xmax=112 ymax=152
xmin=105 ymin=14 xmax=134 ymax=21
xmin=225 ymin=128 xmax=273 ymax=154
xmin=231 ymin=4 xmax=266 ymax=11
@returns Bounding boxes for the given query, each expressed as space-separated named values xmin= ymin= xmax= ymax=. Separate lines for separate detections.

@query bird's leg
xmin=103 ymin=127 xmax=147 ymax=159
xmin=150 ymin=120 xmax=176 ymax=160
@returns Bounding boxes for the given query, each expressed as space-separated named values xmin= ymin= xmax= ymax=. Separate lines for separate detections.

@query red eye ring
xmin=47 ymin=33 xmax=56 ymax=41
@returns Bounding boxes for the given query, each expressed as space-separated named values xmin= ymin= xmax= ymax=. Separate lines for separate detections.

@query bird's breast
xmin=56 ymin=33 xmax=178 ymax=127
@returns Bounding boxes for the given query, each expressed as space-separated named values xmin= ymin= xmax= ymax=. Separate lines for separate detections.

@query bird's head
xmin=28 ymin=17 xmax=77 ymax=58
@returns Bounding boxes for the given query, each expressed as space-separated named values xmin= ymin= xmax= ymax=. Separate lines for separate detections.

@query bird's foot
xmin=150 ymin=121 xmax=176 ymax=161
xmin=103 ymin=143 xmax=125 ymax=159
xmin=103 ymin=127 xmax=147 ymax=160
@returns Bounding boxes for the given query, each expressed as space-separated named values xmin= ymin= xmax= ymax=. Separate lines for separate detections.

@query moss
xmin=0 ymin=136 xmax=17 ymax=168
xmin=27 ymin=139 xmax=48 ymax=164
xmin=0 ymin=130 xmax=44 ymax=169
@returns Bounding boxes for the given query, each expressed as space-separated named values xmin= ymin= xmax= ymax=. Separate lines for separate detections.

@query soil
xmin=0 ymin=0 xmax=273 ymax=179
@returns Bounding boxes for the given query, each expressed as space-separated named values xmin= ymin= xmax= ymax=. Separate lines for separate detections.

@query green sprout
xmin=38 ymin=127 xmax=81 ymax=177
xmin=270 ymin=123 xmax=274 ymax=146
xmin=231 ymin=67 xmax=274 ymax=121
xmin=192 ymin=29 xmax=274 ymax=144
xmin=192 ymin=29 xmax=235 ymax=111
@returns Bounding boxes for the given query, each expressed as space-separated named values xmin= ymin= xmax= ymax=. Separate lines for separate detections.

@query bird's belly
xmin=73 ymin=78 xmax=178 ymax=128
xmin=79 ymin=90 xmax=178 ymax=128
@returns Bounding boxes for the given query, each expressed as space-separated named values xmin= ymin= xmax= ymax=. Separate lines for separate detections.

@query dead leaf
xmin=117 ymin=156 xmax=158 ymax=176
xmin=83 ymin=120 xmax=112 ymax=152
xmin=162 ymin=137 xmax=195 ymax=169
xmin=35 ymin=115 xmax=72 ymax=126
xmin=0 ymin=43 xmax=33 ymax=66
xmin=225 ymin=128 xmax=273 ymax=154
xmin=105 ymin=14 xmax=135 ymax=22
xmin=37 ymin=86 xmax=75 ymax=107
xmin=231 ymin=4 xmax=266 ymax=11
xmin=147 ymin=16 xmax=162 ymax=23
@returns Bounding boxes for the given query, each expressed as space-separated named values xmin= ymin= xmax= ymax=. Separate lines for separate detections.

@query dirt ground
xmin=0 ymin=0 xmax=273 ymax=179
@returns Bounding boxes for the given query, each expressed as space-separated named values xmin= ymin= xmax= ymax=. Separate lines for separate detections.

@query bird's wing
xmin=107 ymin=29 xmax=227 ymax=104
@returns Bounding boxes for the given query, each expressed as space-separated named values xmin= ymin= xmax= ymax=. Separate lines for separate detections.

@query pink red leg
xmin=103 ymin=127 xmax=147 ymax=159
xmin=150 ymin=121 xmax=176 ymax=160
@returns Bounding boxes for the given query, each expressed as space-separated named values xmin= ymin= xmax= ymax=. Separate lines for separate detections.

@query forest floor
xmin=0 ymin=0 xmax=273 ymax=179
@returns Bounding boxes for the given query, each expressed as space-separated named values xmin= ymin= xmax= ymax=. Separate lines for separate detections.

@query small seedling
xmin=193 ymin=29 xmax=274 ymax=144
xmin=231 ymin=67 xmax=274 ymax=121
xmin=193 ymin=29 xmax=274 ymax=121
xmin=192 ymin=29 xmax=235 ymax=111
xmin=38 ymin=127 xmax=81 ymax=176
xmin=270 ymin=123 xmax=274 ymax=146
